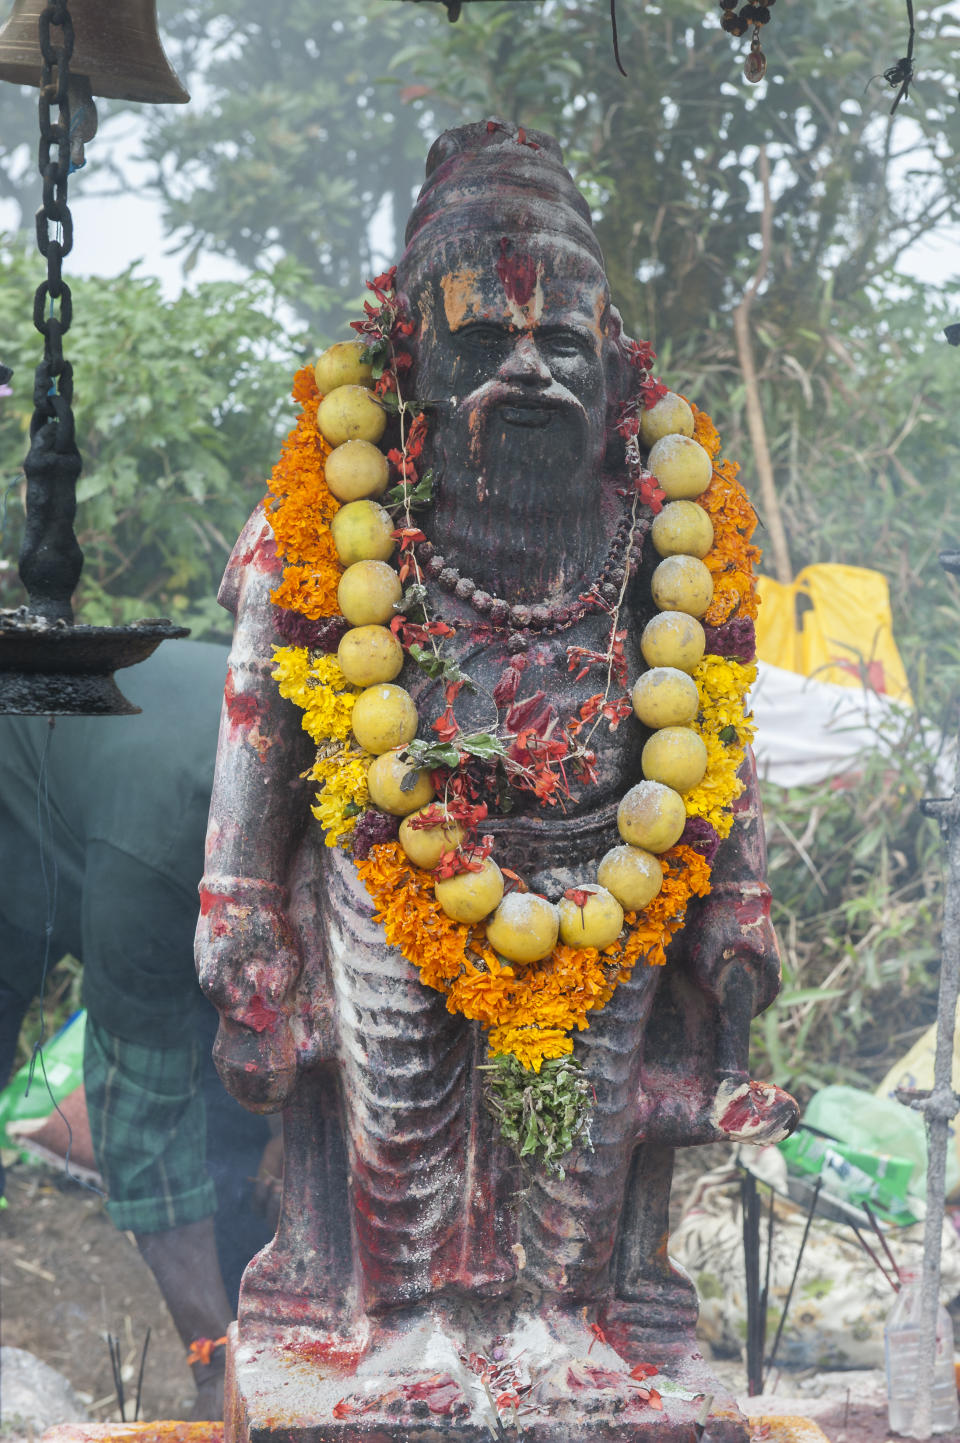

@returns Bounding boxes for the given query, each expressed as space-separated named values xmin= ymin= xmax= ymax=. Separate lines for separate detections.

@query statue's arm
xmin=682 ymin=748 xmax=781 ymax=1075
xmin=195 ymin=506 xmax=313 ymax=1111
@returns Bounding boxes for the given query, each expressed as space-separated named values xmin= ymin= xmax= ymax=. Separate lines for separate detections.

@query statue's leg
xmin=325 ymin=849 xmax=511 ymax=1314
xmin=600 ymin=1142 xmax=699 ymax=1354
xmin=238 ymin=1063 xmax=353 ymax=1335
xmin=519 ymin=963 xmax=661 ymax=1299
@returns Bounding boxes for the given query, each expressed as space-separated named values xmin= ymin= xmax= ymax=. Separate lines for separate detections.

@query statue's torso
xmin=401 ymin=577 xmax=652 ymax=887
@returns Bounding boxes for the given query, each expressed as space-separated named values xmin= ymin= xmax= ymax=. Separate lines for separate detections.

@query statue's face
xmin=409 ymin=236 xmax=611 ymax=491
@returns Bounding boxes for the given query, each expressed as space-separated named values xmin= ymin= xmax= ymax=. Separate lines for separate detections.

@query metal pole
xmin=901 ymin=544 xmax=960 ymax=1438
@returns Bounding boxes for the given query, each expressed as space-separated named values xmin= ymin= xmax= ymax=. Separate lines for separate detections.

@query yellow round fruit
xmin=647 ymin=435 xmax=713 ymax=500
xmin=337 ymin=625 xmax=403 ymax=687
xmin=651 ymin=500 xmax=714 ymax=560
xmin=640 ymin=611 xmax=706 ymax=673
xmin=435 ymin=858 xmax=504 ymax=924
xmin=325 ymin=440 xmax=389 ymax=503
xmin=351 ymin=683 xmax=418 ymax=754
xmin=317 ymin=385 xmax=387 ymax=447
xmin=330 ymin=500 xmax=395 ymax=566
xmin=641 ymin=727 xmax=708 ymax=794
xmin=639 ymin=391 xmax=695 ymax=448
xmin=617 ymin=781 xmax=686 ymax=853
xmin=485 ymin=892 xmax=560 ymax=964
xmin=337 ymin=560 xmax=402 ymax=627
xmin=651 ymin=555 xmax=714 ymax=618
xmin=366 ymin=750 xmax=434 ymax=816
xmin=632 ymin=667 xmax=700 ymax=729
xmin=314 ymin=341 xmax=374 ymax=395
xmin=597 ymin=845 xmax=664 ymax=911
xmin=398 ymin=809 xmax=465 ymax=870
xmin=557 ymin=884 xmax=624 ymax=949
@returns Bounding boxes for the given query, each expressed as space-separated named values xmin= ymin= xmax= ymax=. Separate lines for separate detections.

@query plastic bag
xmin=0 ymin=1009 xmax=86 ymax=1149
xmin=800 ymin=1082 xmax=959 ymax=1206
xmin=756 ymin=565 xmax=912 ymax=703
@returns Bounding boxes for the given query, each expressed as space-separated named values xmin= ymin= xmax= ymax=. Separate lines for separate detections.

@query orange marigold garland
xmin=264 ymin=278 xmax=760 ymax=1168
xmin=267 ymin=370 xmax=343 ymax=619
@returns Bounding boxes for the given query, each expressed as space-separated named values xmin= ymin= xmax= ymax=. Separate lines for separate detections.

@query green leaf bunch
xmin=481 ymin=1052 xmax=593 ymax=1175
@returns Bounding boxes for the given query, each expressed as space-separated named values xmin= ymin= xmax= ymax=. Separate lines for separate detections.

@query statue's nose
xmin=499 ymin=334 xmax=551 ymax=386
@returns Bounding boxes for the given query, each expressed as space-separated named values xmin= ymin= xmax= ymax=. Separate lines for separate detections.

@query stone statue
xmin=197 ymin=122 xmax=797 ymax=1441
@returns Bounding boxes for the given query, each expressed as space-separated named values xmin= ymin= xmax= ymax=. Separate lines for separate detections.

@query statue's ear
xmin=603 ymin=306 xmax=636 ymax=474
xmin=604 ymin=305 xmax=637 ymax=412
xmin=603 ymin=305 xmax=632 ymax=409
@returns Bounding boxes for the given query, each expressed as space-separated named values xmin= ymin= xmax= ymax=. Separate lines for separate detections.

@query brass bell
xmin=0 ymin=0 xmax=189 ymax=103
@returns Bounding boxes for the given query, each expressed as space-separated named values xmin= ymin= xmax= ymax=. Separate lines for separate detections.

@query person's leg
xmin=193 ymin=1001 xmax=272 ymax=1309
xmin=0 ymin=975 xmax=31 ymax=1199
xmin=83 ymin=1014 xmax=232 ymax=1420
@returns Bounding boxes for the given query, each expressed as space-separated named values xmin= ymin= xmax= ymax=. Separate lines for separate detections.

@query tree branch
xmin=731 ymin=147 xmax=792 ymax=585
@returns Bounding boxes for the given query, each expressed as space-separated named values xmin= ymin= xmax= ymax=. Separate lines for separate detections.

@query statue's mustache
xmin=453 ymin=377 xmax=589 ymax=435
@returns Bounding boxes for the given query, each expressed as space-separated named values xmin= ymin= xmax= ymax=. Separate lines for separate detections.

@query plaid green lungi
xmin=84 ymin=1015 xmax=217 ymax=1233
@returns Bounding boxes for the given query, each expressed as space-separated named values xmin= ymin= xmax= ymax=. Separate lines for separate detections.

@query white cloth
xmin=750 ymin=661 xmax=953 ymax=791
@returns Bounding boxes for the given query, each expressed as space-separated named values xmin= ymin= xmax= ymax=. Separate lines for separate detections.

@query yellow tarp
xmin=756 ymin=564 xmax=912 ymax=705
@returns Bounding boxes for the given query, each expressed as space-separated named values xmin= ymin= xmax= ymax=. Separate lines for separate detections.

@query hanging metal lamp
xmin=0 ymin=0 xmax=189 ymax=715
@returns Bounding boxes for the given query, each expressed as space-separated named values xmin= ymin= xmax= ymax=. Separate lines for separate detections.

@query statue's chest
xmin=400 ymin=599 xmax=651 ymax=814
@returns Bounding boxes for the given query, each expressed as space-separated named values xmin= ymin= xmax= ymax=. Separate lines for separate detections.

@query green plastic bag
xmin=0 ymin=1009 xmax=86 ymax=1149
xmin=807 ymin=1083 xmax=958 ymax=1200
xmin=779 ymin=1125 xmax=918 ymax=1224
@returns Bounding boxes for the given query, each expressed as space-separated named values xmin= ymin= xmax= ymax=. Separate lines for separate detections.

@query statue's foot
xmin=710 ymin=1075 xmax=799 ymax=1145
xmin=598 ymin=1281 xmax=698 ymax=1366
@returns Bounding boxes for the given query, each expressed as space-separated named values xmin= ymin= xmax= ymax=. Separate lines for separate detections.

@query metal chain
xmin=31 ymin=0 xmax=75 ymax=449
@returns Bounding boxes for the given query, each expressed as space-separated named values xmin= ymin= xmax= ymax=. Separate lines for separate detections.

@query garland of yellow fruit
xmin=265 ymin=338 xmax=758 ymax=1079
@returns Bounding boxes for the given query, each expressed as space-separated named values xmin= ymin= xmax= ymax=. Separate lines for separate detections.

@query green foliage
xmin=0 ymin=243 xmax=303 ymax=635
xmin=482 ymin=1052 xmax=593 ymax=1174
xmin=752 ymin=710 xmax=949 ymax=1100
xmin=141 ymin=0 xmax=440 ymax=335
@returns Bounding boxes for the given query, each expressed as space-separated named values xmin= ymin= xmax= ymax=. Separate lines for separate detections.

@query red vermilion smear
xmin=734 ymin=893 xmax=769 ymax=929
xmin=284 ymin=1337 xmax=366 ymax=1371
xmin=402 ymin=1375 xmax=463 ymax=1415
xmin=224 ymin=669 xmax=260 ymax=729
xmin=717 ymin=1080 xmax=771 ymax=1133
xmin=240 ymin=995 xmax=280 ymax=1034
xmin=199 ymin=887 xmax=238 ymax=916
xmin=497 ymin=237 xmax=537 ymax=308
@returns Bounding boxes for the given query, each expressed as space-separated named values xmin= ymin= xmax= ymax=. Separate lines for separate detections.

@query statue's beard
xmin=426 ymin=390 xmax=607 ymax=603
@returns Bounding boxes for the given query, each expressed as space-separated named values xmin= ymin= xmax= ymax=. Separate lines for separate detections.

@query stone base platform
xmin=40 ymin=1418 xmax=832 ymax=1443
xmin=223 ymin=1318 xmax=753 ymax=1443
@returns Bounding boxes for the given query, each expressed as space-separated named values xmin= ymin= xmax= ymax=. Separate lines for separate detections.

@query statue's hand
xmin=195 ymin=880 xmax=302 ymax=1112
xmin=685 ymin=884 xmax=780 ymax=1011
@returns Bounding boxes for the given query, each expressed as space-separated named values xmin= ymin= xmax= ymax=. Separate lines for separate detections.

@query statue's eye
xmin=457 ymin=324 xmax=506 ymax=351
xmin=543 ymin=331 xmax=592 ymax=359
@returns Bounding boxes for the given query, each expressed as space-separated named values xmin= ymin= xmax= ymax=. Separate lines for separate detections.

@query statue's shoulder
xmin=218 ymin=503 xmax=281 ymax=618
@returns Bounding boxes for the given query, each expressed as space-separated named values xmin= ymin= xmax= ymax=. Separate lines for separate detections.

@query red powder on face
xmin=497 ymin=238 xmax=538 ymax=309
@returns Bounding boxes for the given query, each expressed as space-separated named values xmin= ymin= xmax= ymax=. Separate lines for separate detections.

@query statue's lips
xmin=492 ymin=396 xmax=566 ymax=429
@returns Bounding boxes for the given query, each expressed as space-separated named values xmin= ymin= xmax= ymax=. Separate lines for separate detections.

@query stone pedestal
xmin=224 ymin=1314 xmax=750 ymax=1443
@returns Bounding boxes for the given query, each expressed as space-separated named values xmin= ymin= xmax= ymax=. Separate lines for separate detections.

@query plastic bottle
xmin=884 ymin=1269 xmax=959 ymax=1435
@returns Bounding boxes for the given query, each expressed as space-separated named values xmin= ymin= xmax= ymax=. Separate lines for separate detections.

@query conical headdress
xmin=399 ymin=120 xmax=606 ymax=287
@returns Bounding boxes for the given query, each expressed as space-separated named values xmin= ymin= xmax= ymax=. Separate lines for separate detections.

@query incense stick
xmin=863 ymin=1200 xmax=902 ymax=1286
xmin=765 ymin=1176 xmax=821 ymax=1385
